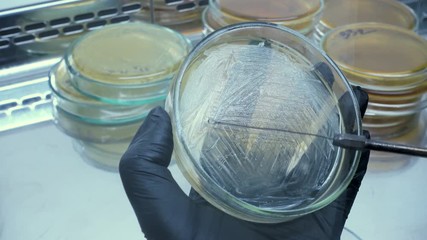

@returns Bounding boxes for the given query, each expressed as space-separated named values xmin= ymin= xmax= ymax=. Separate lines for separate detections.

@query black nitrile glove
xmin=119 ymin=87 xmax=370 ymax=240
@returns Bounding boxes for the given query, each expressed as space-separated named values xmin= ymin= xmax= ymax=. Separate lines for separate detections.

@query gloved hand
xmin=119 ymin=87 xmax=370 ymax=240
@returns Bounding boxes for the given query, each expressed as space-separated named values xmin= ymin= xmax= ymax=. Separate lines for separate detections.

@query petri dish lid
xmin=211 ymin=0 xmax=323 ymax=22
xmin=319 ymin=0 xmax=418 ymax=31
xmin=322 ymin=23 xmax=427 ymax=83
xmin=169 ymin=22 xmax=362 ymax=223
xmin=49 ymin=60 xmax=161 ymax=124
xmin=66 ymin=22 xmax=191 ymax=86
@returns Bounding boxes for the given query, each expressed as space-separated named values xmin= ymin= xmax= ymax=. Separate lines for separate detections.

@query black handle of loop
xmin=333 ymin=134 xmax=427 ymax=158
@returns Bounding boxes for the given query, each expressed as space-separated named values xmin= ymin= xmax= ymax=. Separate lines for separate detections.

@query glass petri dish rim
xmin=49 ymin=61 xmax=105 ymax=108
xmin=169 ymin=22 xmax=362 ymax=222
xmin=49 ymin=62 xmax=164 ymax=124
xmin=63 ymin=22 xmax=192 ymax=88
xmin=318 ymin=0 xmax=419 ymax=33
xmin=320 ymin=22 xmax=427 ymax=80
xmin=201 ymin=7 xmax=215 ymax=34
xmin=138 ymin=3 xmax=205 ymax=25
xmin=52 ymin=105 xmax=145 ymax=144
xmin=51 ymin=90 xmax=154 ymax=125
xmin=209 ymin=0 xmax=324 ymax=24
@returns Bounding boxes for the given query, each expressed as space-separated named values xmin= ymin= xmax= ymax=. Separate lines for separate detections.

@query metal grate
xmin=0 ymin=78 xmax=52 ymax=132
xmin=0 ymin=3 xmax=141 ymax=50
xmin=0 ymin=0 xmax=206 ymax=52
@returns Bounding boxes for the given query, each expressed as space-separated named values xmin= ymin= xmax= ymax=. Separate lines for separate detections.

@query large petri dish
xmin=66 ymin=22 xmax=191 ymax=104
xmin=207 ymin=0 xmax=323 ymax=36
xmin=167 ymin=22 xmax=362 ymax=223
xmin=314 ymin=0 xmax=418 ymax=42
xmin=321 ymin=23 xmax=427 ymax=137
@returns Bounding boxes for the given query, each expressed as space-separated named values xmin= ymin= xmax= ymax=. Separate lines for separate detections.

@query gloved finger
xmin=352 ymin=86 xmax=369 ymax=118
xmin=319 ymin=130 xmax=370 ymax=238
xmin=345 ymin=130 xmax=371 ymax=197
xmin=189 ymin=188 xmax=212 ymax=205
xmin=119 ymin=107 xmax=193 ymax=239
xmin=335 ymin=130 xmax=371 ymax=214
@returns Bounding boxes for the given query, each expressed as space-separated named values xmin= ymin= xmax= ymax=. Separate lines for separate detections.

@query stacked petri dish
xmin=133 ymin=0 xmax=204 ymax=25
xmin=202 ymin=0 xmax=324 ymax=37
xmin=314 ymin=0 xmax=418 ymax=44
xmin=321 ymin=23 xmax=427 ymax=170
xmin=130 ymin=0 xmax=208 ymax=44
xmin=49 ymin=22 xmax=191 ymax=170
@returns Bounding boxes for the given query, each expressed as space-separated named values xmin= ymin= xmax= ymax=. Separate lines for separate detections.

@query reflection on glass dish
xmin=167 ymin=22 xmax=362 ymax=223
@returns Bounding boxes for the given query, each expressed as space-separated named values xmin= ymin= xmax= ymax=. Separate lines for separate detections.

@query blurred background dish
xmin=48 ymin=21 xmax=189 ymax=169
xmin=128 ymin=0 xmax=207 ymax=44
xmin=321 ymin=22 xmax=427 ymax=171
xmin=321 ymin=23 xmax=427 ymax=140
xmin=202 ymin=0 xmax=324 ymax=37
xmin=66 ymin=22 xmax=191 ymax=104
xmin=314 ymin=0 xmax=418 ymax=44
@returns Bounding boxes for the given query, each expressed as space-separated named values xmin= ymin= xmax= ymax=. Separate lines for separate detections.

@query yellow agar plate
xmin=320 ymin=0 xmax=418 ymax=31
xmin=322 ymin=23 xmax=427 ymax=87
xmin=214 ymin=0 xmax=322 ymax=22
xmin=71 ymin=22 xmax=191 ymax=85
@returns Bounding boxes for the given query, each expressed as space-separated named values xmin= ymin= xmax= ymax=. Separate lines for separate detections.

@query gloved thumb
xmin=119 ymin=107 xmax=192 ymax=239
